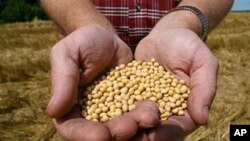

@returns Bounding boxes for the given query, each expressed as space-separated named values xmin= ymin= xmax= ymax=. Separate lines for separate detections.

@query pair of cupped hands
xmin=47 ymin=25 xmax=218 ymax=141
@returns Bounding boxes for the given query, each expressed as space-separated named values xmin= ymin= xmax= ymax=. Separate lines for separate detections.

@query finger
xmin=148 ymin=112 xmax=198 ymax=141
xmin=188 ymin=47 xmax=219 ymax=125
xmin=106 ymin=100 xmax=160 ymax=141
xmin=47 ymin=39 xmax=80 ymax=118
xmin=129 ymin=100 xmax=160 ymax=128
xmin=129 ymin=131 xmax=150 ymax=141
xmin=113 ymin=36 xmax=133 ymax=65
xmin=78 ymin=26 xmax=117 ymax=85
xmin=54 ymin=106 xmax=111 ymax=141
xmin=134 ymin=38 xmax=158 ymax=61
xmin=106 ymin=114 xmax=138 ymax=141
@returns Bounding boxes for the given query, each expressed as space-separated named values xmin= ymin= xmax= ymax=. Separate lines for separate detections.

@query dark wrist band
xmin=168 ymin=5 xmax=209 ymax=40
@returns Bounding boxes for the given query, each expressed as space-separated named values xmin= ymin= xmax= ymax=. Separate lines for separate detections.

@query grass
xmin=186 ymin=12 xmax=250 ymax=141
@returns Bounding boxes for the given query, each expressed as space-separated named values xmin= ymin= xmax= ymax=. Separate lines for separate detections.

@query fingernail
xmin=203 ymin=106 xmax=209 ymax=123
xmin=47 ymin=94 xmax=56 ymax=111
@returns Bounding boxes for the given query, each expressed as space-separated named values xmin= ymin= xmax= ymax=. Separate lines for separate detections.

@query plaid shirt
xmin=92 ymin=0 xmax=180 ymax=48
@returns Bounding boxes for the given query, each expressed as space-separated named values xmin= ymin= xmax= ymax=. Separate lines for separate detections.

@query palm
xmin=136 ymin=29 xmax=204 ymax=81
xmin=134 ymin=28 xmax=219 ymax=141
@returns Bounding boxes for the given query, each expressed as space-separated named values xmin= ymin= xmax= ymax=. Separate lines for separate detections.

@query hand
xmin=133 ymin=28 xmax=219 ymax=141
xmin=47 ymin=25 xmax=136 ymax=141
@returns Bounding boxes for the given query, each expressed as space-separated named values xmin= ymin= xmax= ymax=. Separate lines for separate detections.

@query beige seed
xmin=95 ymin=108 xmax=102 ymax=114
xmin=169 ymin=97 xmax=176 ymax=103
xmin=113 ymin=84 xmax=119 ymax=89
xmin=155 ymin=87 xmax=160 ymax=93
xmin=161 ymin=89 xmax=168 ymax=94
xmin=106 ymin=96 xmax=113 ymax=102
xmin=169 ymin=102 xmax=176 ymax=108
xmin=135 ymin=95 xmax=143 ymax=101
xmin=182 ymin=103 xmax=187 ymax=109
xmin=86 ymin=115 xmax=92 ymax=120
xmin=120 ymin=87 xmax=128 ymax=94
xmin=179 ymin=79 xmax=186 ymax=85
xmin=161 ymin=112 xmax=169 ymax=118
xmin=149 ymin=97 xmax=157 ymax=102
xmin=99 ymin=113 xmax=107 ymax=118
xmin=174 ymin=87 xmax=181 ymax=94
xmin=128 ymin=88 xmax=135 ymax=95
xmin=107 ymin=87 xmax=113 ymax=92
xmin=159 ymin=101 xmax=166 ymax=108
xmin=180 ymin=85 xmax=188 ymax=94
xmin=156 ymin=93 xmax=163 ymax=100
xmin=173 ymin=94 xmax=181 ymax=100
xmin=86 ymin=101 xmax=92 ymax=106
xmin=134 ymin=90 xmax=140 ymax=95
xmin=82 ymin=111 xmax=87 ymax=117
xmin=116 ymin=95 xmax=124 ymax=100
xmin=128 ymin=98 xmax=134 ymax=105
xmin=168 ymin=89 xmax=174 ymax=95
xmin=171 ymin=82 xmax=177 ymax=87
xmin=163 ymin=97 xmax=169 ymax=102
xmin=115 ymin=102 xmax=123 ymax=108
xmin=177 ymin=110 xmax=185 ymax=116
xmin=138 ymin=85 xmax=144 ymax=92
xmin=172 ymin=108 xmax=179 ymax=114
xmin=99 ymin=97 xmax=106 ymax=103
xmin=129 ymin=105 xmax=136 ymax=111
xmin=146 ymin=87 xmax=151 ymax=92
xmin=165 ymin=105 xmax=171 ymax=112
xmin=102 ymin=116 xmax=109 ymax=122
xmin=145 ymin=92 xmax=152 ymax=99
xmin=159 ymin=107 xmax=165 ymax=114
xmin=115 ymin=109 xmax=122 ymax=116
xmin=182 ymin=93 xmax=189 ymax=99
xmin=175 ymin=100 xmax=182 ymax=107
xmin=122 ymin=104 xmax=128 ymax=112
xmin=118 ymin=82 xmax=125 ymax=87
xmin=110 ymin=105 xmax=116 ymax=112
xmin=91 ymin=113 xmax=99 ymax=119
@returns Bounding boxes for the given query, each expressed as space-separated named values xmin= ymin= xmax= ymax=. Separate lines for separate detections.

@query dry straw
xmin=0 ymin=12 xmax=249 ymax=141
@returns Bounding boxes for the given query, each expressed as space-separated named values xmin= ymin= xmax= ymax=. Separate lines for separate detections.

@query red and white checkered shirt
xmin=92 ymin=0 xmax=180 ymax=48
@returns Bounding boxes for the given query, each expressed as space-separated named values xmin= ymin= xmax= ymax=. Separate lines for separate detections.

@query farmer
xmin=41 ymin=0 xmax=234 ymax=140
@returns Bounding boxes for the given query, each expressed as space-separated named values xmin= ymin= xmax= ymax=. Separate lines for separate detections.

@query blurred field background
xmin=0 ymin=12 xmax=249 ymax=141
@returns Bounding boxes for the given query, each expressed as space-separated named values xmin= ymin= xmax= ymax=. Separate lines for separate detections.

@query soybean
xmin=78 ymin=59 xmax=190 ymax=122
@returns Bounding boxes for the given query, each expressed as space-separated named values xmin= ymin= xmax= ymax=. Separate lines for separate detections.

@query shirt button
xmin=135 ymin=3 xmax=141 ymax=12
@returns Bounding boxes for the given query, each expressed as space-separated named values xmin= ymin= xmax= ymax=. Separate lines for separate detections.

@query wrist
xmin=65 ymin=15 xmax=116 ymax=35
xmin=61 ymin=0 xmax=116 ymax=34
xmin=150 ymin=9 xmax=203 ymax=38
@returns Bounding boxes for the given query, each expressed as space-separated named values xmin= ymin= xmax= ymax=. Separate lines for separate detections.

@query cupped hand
xmin=48 ymin=24 xmax=133 ymax=118
xmin=133 ymin=28 xmax=219 ymax=141
xmin=47 ymin=25 xmax=137 ymax=141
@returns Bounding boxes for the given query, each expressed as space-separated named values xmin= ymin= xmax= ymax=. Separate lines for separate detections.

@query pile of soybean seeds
xmin=78 ymin=59 xmax=190 ymax=123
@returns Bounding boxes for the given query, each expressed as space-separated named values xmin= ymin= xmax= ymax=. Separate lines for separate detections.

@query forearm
xmin=40 ymin=0 xmax=115 ymax=34
xmin=151 ymin=0 xmax=234 ymax=37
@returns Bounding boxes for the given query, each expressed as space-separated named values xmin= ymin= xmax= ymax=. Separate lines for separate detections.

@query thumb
xmin=106 ymin=100 xmax=160 ymax=141
xmin=129 ymin=100 xmax=161 ymax=128
xmin=188 ymin=47 xmax=219 ymax=125
xmin=47 ymin=39 xmax=80 ymax=118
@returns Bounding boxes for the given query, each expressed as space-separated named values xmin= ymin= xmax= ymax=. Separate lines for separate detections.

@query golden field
xmin=0 ymin=12 xmax=249 ymax=141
